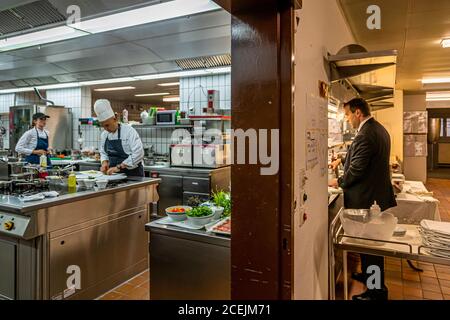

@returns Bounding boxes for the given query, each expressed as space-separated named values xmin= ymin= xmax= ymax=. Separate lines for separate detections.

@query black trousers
xmin=360 ymin=254 xmax=385 ymax=290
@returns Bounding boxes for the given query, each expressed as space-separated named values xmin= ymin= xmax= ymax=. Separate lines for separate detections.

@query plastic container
xmin=340 ymin=209 xmax=398 ymax=241
xmin=68 ymin=171 xmax=77 ymax=192
xmin=40 ymin=154 xmax=47 ymax=168
xmin=370 ymin=201 xmax=381 ymax=218
xmin=122 ymin=109 xmax=129 ymax=123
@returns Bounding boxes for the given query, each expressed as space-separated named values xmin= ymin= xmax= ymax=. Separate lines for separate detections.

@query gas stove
xmin=0 ymin=179 xmax=50 ymax=196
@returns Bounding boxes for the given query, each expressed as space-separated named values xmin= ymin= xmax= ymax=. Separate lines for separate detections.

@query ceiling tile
xmin=8 ymin=34 xmax=124 ymax=59
xmin=109 ymin=10 xmax=230 ymax=42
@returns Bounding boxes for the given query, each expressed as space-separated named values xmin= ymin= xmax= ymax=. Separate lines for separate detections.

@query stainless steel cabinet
xmin=148 ymin=223 xmax=230 ymax=300
xmin=157 ymin=174 xmax=183 ymax=215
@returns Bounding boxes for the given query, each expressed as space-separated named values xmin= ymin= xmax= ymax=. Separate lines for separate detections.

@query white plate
xmin=101 ymin=174 xmax=127 ymax=181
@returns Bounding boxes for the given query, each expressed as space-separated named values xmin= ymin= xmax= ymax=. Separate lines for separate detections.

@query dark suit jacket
xmin=338 ymin=118 xmax=397 ymax=211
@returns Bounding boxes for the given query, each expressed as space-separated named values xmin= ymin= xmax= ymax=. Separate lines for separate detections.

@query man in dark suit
xmin=329 ymin=97 xmax=397 ymax=300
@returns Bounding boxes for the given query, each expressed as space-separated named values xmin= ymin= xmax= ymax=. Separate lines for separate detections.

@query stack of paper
xmin=419 ymin=220 xmax=450 ymax=258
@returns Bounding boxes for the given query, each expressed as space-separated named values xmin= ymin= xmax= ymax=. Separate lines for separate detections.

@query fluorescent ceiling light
xmin=0 ymin=0 xmax=218 ymax=52
xmin=0 ymin=68 xmax=231 ymax=94
xmin=80 ymin=77 xmax=136 ymax=86
xmin=441 ymin=38 xmax=450 ymax=48
xmin=163 ymin=96 xmax=180 ymax=102
xmin=136 ymin=67 xmax=231 ymax=80
xmin=94 ymin=86 xmax=136 ymax=92
xmin=422 ymin=77 xmax=450 ymax=84
xmin=0 ymin=87 xmax=35 ymax=94
xmin=158 ymin=82 xmax=180 ymax=87
xmin=75 ymin=0 xmax=220 ymax=34
xmin=426 ymin=91 xmax=450 ymax=101
xmin=135 ymin=92 xmax=170 ymax=97
xmin=0 ymin=26 xmax=88 ymax=52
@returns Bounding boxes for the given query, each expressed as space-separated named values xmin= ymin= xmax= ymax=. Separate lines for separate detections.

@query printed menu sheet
xmin=404 ymin=111 xmax=428 ymax=134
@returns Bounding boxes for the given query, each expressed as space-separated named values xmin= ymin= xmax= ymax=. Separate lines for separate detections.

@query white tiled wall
xmin=179 ymin=73 xmax=231 ymax=114
xmin=46 ymin=87 xmax=92 ymax=147
xmin=78 ymin=125 xmax=174 ymax=155
xmin=0 ymin=94 xmax=14 ymax=113
xmin=0 ymin=115 xmax=9 ymax=149
xmin=79 ymin=125 xmax=102 ymax=150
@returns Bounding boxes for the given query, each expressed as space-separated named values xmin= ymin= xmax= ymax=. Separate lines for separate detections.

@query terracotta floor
xmin=340 ymin=178 xmax=450 ymax=300
xmin=100 ymin=179 xmax=450 ymax=300
xmin=97 ymin=270 xmax=149 ymax=300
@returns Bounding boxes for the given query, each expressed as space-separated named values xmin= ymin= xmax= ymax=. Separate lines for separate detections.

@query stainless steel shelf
xmin=131 ymin=124 xmax=193 ymax=128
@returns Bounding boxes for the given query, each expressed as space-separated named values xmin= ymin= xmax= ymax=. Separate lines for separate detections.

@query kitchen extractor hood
xmin=326 ymin=44 xmax=397 ymax=111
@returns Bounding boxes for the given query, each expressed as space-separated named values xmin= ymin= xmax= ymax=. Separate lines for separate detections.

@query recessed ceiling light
xmin=422 ymin=77 xmax=450 ymax=84
xmin=441 ymin=38 xmax=450 ymax=48
xmin=158 ymin=82 xmax=180 ymax=87
xmin=0 ymin=68 xmax=230 ymax=94
xmin=135 ymin=92 xmax=170 ymax=97
xmin=136 ymin=67 xmax=231 ymax=80
xmin=94 ymin=86 xmax=136 ymax=92
xmin=163 ymin=96 xmax=180 ymax=102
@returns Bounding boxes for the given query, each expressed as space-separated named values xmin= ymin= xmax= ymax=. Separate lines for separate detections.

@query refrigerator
xmin=9 ymin=105 xmax=73 ymax=153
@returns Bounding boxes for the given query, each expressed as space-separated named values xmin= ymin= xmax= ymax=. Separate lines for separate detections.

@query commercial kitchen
xmin=1 ymin=0 xmax=450 ymax=302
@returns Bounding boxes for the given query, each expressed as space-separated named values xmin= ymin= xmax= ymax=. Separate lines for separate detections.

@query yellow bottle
xmin=68 ymin=170 xmax=77 ymax=193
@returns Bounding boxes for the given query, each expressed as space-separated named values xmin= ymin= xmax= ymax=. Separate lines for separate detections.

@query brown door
xmin=213 ymin=0 xmax=299 ymax=299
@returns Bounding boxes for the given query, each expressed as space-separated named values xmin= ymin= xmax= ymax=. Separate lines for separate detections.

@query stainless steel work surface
xmin=0 ymin=177 xmax=160 ymax=214
xmin=146 ymin=220 xmax=230 ymax=247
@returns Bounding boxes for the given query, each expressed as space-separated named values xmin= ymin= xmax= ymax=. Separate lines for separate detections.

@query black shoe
xmin=352 ymin=288 xmax=388 ymax=301
xmin=351 ymin=272 xmax=367 ymax=284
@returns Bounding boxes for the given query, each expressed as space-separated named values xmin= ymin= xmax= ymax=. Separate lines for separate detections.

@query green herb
xmin=186 ymin=206 xmax=213 ymax=218
xmin=187 ymin=196 xmax=202 ymax=207
xmin=212 ymin=190 xmax=231 ymax=217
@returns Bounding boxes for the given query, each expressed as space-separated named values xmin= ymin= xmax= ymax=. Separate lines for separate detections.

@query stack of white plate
xmin=419 ymin=220 xmax=450 ymax=258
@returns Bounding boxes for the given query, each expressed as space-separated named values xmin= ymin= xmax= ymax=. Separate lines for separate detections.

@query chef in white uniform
xmin=94 ymin=99 xmax=145 ymax=177
xmin=15 ymin=112 xmax=52 ymax=165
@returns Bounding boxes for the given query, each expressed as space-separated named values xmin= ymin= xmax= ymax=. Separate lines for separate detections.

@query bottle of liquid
xmin=370 ymin=201 xmax=381 ymax=219
xmin=40 ymin=153 xmax=47 ymax=168
xmin=68 ymin=169 xmax=77 ymax=193
xmin=123 ymin=109 xmax=129 ymax=124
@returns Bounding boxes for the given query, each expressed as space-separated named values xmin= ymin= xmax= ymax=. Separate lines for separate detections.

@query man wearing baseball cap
xmin=15 ymin=112 xmax=52 ymax=165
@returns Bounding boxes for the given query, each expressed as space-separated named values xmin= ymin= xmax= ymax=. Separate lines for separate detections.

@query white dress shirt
xmin=357 ymin=116 xmax=373 ymax=134
xmin=99 ymin=124 xmax=144 ymax=169
xmin=15 ymin=127 xmax=50 ymax=156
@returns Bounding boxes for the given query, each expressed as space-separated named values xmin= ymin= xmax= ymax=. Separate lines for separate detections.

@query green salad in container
xmin=186 ymin=206 xmax=213 ymax=218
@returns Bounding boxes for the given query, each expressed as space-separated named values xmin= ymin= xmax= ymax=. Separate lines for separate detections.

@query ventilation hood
xmin=327 ymin=44 xmax=397 ymax=111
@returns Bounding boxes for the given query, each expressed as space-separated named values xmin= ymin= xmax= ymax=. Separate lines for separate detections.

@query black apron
xmin=104 ymin=125 xmax=144 ymax=177
xmin=25 ymin=128 xmax=52 ymax=166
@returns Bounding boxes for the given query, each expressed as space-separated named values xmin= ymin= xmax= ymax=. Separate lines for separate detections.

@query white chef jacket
xmin=99 ymin=124 xmax=144 ymax=169
xmin=15 ymin=127 xmax=50 ymax=156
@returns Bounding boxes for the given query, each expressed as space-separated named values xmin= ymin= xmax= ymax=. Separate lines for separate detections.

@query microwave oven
xmin=156 ymin=110 xmax=177 ymax=125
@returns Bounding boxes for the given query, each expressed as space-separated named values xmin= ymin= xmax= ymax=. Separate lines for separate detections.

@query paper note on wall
xmin=305 ymin=93 xmax=328 ymax=173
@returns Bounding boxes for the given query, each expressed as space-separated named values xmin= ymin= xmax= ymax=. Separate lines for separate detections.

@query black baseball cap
xmin=32 ymin=112 xmax=50 ymax=120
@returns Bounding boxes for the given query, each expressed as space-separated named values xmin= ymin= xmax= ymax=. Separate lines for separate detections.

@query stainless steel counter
xmin=0 ymin=177 xmax=160 ymax=300
xmin=144 ymin=165 xmax=230 ymax=176
xmin=146 ymin=220 xmax=230 ymax=299
xmin=0 ymin=177 xmax=159 ymax=214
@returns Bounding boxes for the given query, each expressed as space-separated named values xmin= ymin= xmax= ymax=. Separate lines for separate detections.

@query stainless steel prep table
xmin=329 ymin=208 xmax=450 ymax=300
xmin=0 ymin=177 xmax=160 ymax=300
xmin=145 ymin=221 xmax=230 ymax=300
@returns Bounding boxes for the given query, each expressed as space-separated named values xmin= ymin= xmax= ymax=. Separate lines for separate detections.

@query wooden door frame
xmin=213 ymin=0 xmax=299 ymax=299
